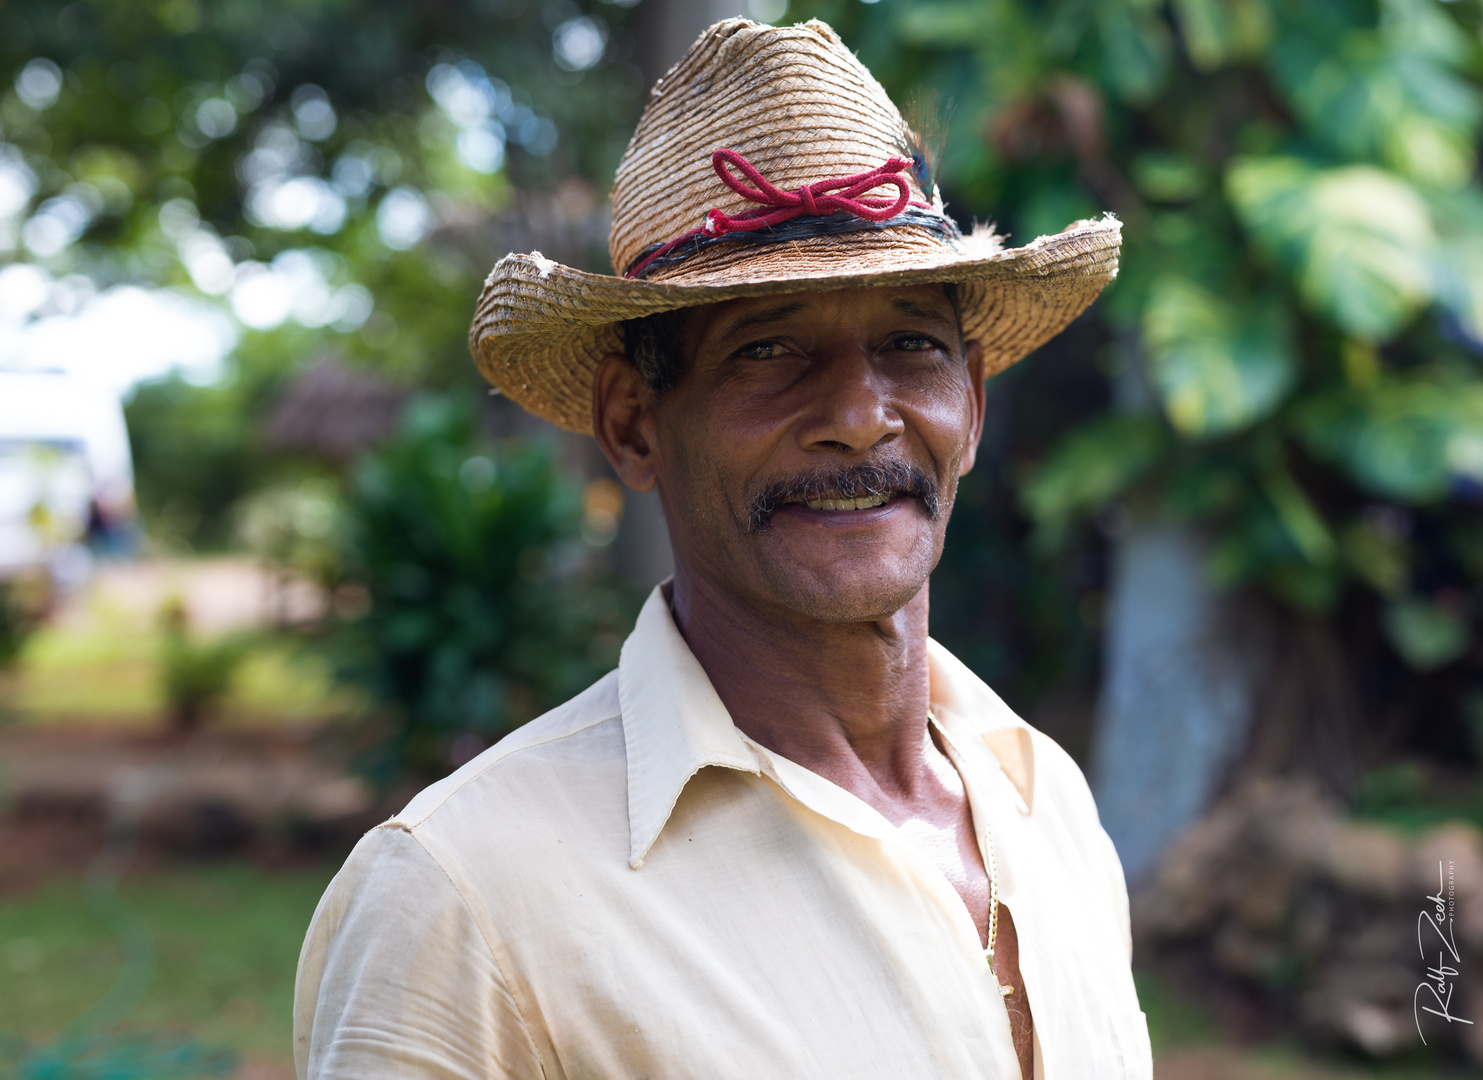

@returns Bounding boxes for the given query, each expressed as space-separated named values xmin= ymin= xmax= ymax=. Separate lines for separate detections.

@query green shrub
xmin=157 ymin=600 xmax=252 ymax=732
xmin=332 ymin=396 xmax=635 ymax=784
xmin=0 ymin=576 xmax=48 ymax=672
xmin=125 ymin=376 xmax=275 ymax=554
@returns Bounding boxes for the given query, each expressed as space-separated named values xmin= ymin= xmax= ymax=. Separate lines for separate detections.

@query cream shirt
xmin=294 ymin=588 xmax=1151 ymax=1080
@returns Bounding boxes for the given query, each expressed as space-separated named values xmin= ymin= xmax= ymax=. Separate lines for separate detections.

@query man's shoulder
xmin=390 ymin=669 xmax=625 ymax=835
xmin=1023 ymin=724 xmax=1098 ymax=814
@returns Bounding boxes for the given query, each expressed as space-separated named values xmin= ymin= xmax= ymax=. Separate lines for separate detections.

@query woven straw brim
xmin=470 ymin=214 xmax=1120 ymax=434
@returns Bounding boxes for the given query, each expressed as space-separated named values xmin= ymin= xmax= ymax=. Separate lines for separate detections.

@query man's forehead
xmin=693 ymin=284 xmax=959 ymax=342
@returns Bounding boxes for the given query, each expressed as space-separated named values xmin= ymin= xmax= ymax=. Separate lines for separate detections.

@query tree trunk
xmin=1089 ymin=340 xmax=1266 ymax=885
xmin=1090 ymin=518 xmax=1263 ymax=884
xmin=1237 ymin=607 xmax=1363 ymax=794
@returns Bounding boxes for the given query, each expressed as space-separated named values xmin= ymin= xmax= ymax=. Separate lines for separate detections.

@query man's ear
xmin=958 ymin=339 xmax=988 ymax=477
xmin=592 ymin=353 xmax=660 ymax=493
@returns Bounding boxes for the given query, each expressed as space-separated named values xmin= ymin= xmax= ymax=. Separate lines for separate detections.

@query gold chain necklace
xmin=931 ymin=710 xmax=1014 ymax=1001
xmin=981 ymin=806 xmax=1015 ymax=1000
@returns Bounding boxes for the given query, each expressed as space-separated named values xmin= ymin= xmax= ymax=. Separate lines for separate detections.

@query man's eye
xmin=738 ymin=341 xmax=784 ymax=360
xmin=893 ymin=334 xmax=938 ymax=352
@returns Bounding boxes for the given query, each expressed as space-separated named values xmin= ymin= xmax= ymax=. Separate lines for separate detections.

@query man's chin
xmin=735 ymin=504 xmax=939 ymax=621
xmin=754 ymin=552 xmax=932 ymax=624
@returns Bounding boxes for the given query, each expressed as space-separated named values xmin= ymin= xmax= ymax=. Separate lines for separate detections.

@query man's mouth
xmin=747 ymin=461 xmax=937 ymax=531
xmin=800 ymin=492 xmax=893 ymax=511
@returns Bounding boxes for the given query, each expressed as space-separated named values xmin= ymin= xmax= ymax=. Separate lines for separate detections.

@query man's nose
xmin=794 ymin=346 xmax=903 ymax=454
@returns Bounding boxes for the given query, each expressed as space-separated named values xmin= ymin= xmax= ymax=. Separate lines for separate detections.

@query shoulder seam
xmin=399 ymin=709 xmax=621 ymax=828
xmin=395 ymin=826 xmax=549 ymax=1076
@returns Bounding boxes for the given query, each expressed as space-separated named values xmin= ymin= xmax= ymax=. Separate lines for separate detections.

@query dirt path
xmin=50 ymin=557 xmax=326 ymax=635
xmin=0 ymin=724 xmax=382 ymax=897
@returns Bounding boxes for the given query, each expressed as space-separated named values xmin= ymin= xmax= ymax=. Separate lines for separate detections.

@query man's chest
xmin=474 ymin=770 xmax=1139 ymax=1080
xmin=891 ymin=802 xmax=993 ymax=946
xmin=888 ymin=781 xmax=1032 ymax=1078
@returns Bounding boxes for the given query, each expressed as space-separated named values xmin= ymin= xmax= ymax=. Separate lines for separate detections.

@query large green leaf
xmin=1338 ymin=519 xmax=1411 ymax=596
xmin=896 ymin=2 xmax=996 ymax=46
xmin=1131 ymin=151 xmax=1207 ymax=202
xmin=894 ymin=0 xmax=1043 ymax=100
xmin=1257 ymin=441 xmax=1335 ymax=565
xmin=1382 ymin=597 xmax=1471 ymax=671
xmin=1141 ymin=274 xmax=1298 ymax=437
xmin=1266 ymin=0 xmax=1482 ymax=187
xmin=1019 ymin=414 xmax=1166 ymax=543
xmin=1293 ymin=376 xmax=1483 ymax=502
xmin=1226 ymin=157 xmax=1434 ymax=341
xmin=1428 ymin=185 xmax=1483 ymax=344
xmin=1169 ymin=0 xmax=1271 ymax=72
xmin=1095 ymin=1 xmax=1174 ymax=104
xmin=1206 ymin=493 xmax=1342 ymax=611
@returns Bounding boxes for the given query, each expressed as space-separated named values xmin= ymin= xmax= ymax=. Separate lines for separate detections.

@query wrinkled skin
xmin=593 ymin=284 xmax=1034 ymax=1076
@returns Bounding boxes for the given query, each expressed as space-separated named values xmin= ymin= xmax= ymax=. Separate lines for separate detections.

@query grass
xmin=1135 ymin=969 xmax=1468 ymax=1078
xmin=0 ymin=863 xmax=335 ymax=1065
xmin=10 ymin=617 xmax=354 ymax=727
xmin=4 ymin=556 xmax=360 ymax=728
xmin=1135 ymin=968 xmax=1223 ymax=1049
xmin=1348 ymin=760 xmax=1483 ymax=835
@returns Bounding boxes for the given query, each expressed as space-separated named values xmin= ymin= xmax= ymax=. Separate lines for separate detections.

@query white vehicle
xmin=0 ymin=368 xmax=135 ymax=584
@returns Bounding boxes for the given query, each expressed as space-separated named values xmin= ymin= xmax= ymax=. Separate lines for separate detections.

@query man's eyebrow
xmin=890 ymin=298 xmax=957 ymax=330
xmin=716 ymin=302 xmax=809 ymax=342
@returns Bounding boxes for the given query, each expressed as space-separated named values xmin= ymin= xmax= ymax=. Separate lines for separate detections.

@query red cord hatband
xmin=624 ymin=149 xmax=931 ymax=279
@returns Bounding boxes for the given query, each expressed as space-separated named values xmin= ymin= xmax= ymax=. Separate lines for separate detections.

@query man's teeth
xmin=804 ymin=493 xmax=891 ymax=511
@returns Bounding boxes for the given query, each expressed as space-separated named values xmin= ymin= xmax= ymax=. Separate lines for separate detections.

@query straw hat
xmin=469 ymin=18 xmax=1121 ymax=434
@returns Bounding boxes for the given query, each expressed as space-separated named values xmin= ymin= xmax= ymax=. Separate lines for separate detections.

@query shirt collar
xmin=617 ymin=586 xmax=1037 ymax=869
xmin=618 ymin=586 xmax=762 ymax=868
xmin=925 ymin=639 xmax=1036 ymax=815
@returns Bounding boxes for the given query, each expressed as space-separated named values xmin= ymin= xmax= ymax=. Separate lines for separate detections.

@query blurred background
xmin=0 ymin=0 xmax=1481 ymax=1076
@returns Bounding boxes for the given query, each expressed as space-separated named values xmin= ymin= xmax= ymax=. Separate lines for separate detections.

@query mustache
xmin=747 ymin=460 xmax=940 ymax=531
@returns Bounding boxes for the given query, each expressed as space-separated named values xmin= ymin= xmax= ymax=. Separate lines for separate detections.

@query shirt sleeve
xmin=1072 ymin=752 xmax=1134 ymax=963
xmin=293 ymin=823 xmax=544 ymax=1080
xmin=1102 ymin=819 xmax=1134 ymax=963
xmin=1031 ymin=728 xmax=1135 ymax=963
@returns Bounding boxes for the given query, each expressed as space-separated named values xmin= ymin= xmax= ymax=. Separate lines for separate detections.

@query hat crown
xmin=608 ymin=19 xmax=937 ymax=279
xmin=468 ymin=18 xmax=1121 ymax=434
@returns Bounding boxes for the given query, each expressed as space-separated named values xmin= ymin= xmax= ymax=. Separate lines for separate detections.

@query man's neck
xmin=668 ymin=570 xmax=936 ymax=807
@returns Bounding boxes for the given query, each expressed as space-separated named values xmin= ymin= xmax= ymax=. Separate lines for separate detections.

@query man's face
xmin=597 ymin=284 xmax=986 ymax=623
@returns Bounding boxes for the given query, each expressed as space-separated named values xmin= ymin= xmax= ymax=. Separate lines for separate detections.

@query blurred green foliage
xmin=1131 ymin=970 xmax=1221 ymax=1050
xmin=1020 ymin=414 xmax=1164 ymax=550
xmin=156 ymin=597 xmax=253 ymax=731
xmin=7 ymin=0 xmax=1482 ymax=752
xmin=0 ymin=575 xmax=48 ymax=671
xmin=332 ymin=397 xmax=634 ymax=782
xmin=122 ymin=376 xmax=273 ymax=551
xmin=1 ymin=0 xmax=643 ymax=548
xmin=1350 ymin=757 xmax=1483 ymax=831
xmin=233 ymin=476 xmax=344 ymax=584
xmin=801 ymin=0 xmax=1483 ymax=725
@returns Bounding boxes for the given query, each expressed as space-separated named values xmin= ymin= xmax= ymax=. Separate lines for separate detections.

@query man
xmin=295 ymin=18 xmax=1143 ymax=1080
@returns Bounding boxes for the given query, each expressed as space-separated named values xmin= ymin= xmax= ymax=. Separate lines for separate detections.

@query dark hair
xmin=621 ymin=283 xmax=963 ymax=397
xmin=621 ymin=307 xmax=690 ymax=397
